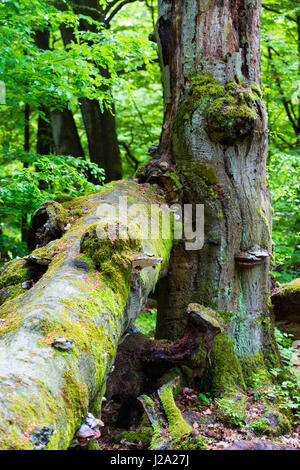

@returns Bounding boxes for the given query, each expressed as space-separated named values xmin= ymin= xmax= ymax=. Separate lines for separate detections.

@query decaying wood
xmin=106 ymin=303 xmax=223 ymax=426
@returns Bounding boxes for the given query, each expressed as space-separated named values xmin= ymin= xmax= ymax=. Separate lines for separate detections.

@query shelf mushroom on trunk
xmin=235 ymin=247 xmax=269 ymax=269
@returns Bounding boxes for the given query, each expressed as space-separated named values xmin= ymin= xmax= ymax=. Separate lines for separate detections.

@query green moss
xmin=73 ymin=253 xmax=95 ymax=271
xmin=79 ymin=222 xmax=142 ymax=301
xmin=173 ymin=74 xmax=223 ymax=133
xmin=189 ymin=162 xmax=218 ymax=185
xmin=135 ymin=162 xmax=147 ymax=179
xmin=0 ymin=376 xmax=64 ymax=449
xmin=173 ymin=73 xmax=261 ymax=145
xmin=0 ymin=429 xmax=33 ymax=450
xmin=190 ymin=338 xmax=206 ymax=367
xmin=206 ymin=94 xmax=257 ymax=144
xmin=0 ymin=259 xmax=32 ymax=290
xmin=0 ymin=242 xmax=62 ymax=308
xmin=0 ymin=283 xmax=24 ymax=306
xmin=32 ymin=200 xmax=69 ymax=234
xmin=71 ymin=208 xmax=83 ymax=218
xmin=157 ymin=368 xmax=184 ymax=396
xmin=160 ymin=385 xmax=191 ymax=439
xmin=249 ymin=412 xmax=291 ymax=437
xmin=209 ymin=334 xmax=246 ymax=396
xmin=159 ymin=385 xmax=209 ymax=450
xmin=188 ymin=304 xmax=225 ymax=331
xmin=60 ymin=366 xmax=89 ymax=445
xmin=114 ymin=427 xmax=153 ymax=444
xmin=249 ymin=418 xmax=271 ymax=436
xmin=250 ymin=83 xmax=262 ymax=99
xmin=277 ymin=278 xmax=300 ymax=296
xmin=48 ymin=201 xmax=69 ymax=223
xmin=218 ymin=310 xmax=234 ymax=325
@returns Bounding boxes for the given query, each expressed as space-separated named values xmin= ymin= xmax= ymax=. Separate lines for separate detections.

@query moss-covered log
xmin=0 ymin=180 xmax=172 ymax=449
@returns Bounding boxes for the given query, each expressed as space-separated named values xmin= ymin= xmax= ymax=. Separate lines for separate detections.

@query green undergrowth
xmin=114 ymin=426 xmax=153 ymax=445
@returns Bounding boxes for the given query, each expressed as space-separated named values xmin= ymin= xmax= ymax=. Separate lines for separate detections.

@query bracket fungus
xmin=131 ymin=252 xmax=163 ymax=274
xmin=24 ymin=254 xmax=52 ymax=266
xmin=51 ymin=337 xmax=74 ymax=351
xmin=75 ymin=413 xmax=104 ymax=447
xmin=235 ymin=248 xmax=269 ymax=269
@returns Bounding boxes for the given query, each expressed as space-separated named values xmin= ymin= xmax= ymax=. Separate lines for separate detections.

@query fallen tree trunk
xmin=0 ymin=180 xmax=172 ymax=450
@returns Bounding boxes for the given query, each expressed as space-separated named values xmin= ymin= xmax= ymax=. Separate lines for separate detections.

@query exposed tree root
xmin=138 ymin=378 xmax=209 ymax=450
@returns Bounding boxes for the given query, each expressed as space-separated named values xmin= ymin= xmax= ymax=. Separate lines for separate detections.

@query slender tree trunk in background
xmin=50 ymin=108 xmax=85 ymax=158
xmin=79 ymin=97 xmax=122 ymax=182
xmin=153 ymin=0 xmax=278 ymax=387
xmin=0 ymin=0 xmax=289 ymax=449
xmin=36 ymin=106 xmax=53 ymax=155
xmin=60 ymin=0 xmax=122 ymax=182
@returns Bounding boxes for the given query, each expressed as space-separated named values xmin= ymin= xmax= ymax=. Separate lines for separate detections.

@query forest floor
xmin=98 ymin=386 xmax=300 ymax=451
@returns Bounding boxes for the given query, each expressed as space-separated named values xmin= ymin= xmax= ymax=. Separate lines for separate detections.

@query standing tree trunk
xmin=50 ymin=108 xmax=85 ymax=159
xmin=36 ymin=106 xmax=53 ymax=156
xmin=151 ymin=0 xmax=279 ymax=391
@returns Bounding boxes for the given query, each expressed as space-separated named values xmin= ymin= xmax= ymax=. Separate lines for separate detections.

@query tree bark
xmin=151 ymin=0 xmax=279 ymax=384
xmin=0 ymin=181 xmax=172 ymax=449
xmin=36 ymin=106 xmax=53 ymax=156
xmin=50 ymin=108 xmax=85 ymax=158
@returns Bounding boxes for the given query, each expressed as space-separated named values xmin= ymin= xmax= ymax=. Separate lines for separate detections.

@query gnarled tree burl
xmin=0 ymin=0 xmax=281 ymax=449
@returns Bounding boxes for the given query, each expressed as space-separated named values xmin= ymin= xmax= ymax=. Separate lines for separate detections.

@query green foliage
xmin=0 ymin=152 xmax=104 ymax=261
xmin=251 ymin=328 xmax=300 ymax=419
xmin=134 ymin=304 xmax=157 ymax=338
xmin=192 ymin=392 xmax=211 ymax=411
xmin=261 ymin=1 xmax=299 ymax=282
xmin=215 ymin=393 xmax=247 ymax=427
xmin=0 ymin=0 xmax=155 ymax=110
xmin=267 ymin=152 xmax=299 ymax=282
